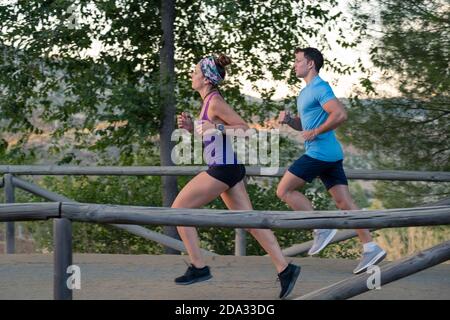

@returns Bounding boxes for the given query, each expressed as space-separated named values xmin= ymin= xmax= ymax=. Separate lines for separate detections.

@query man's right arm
xmin=279 ymin=111 xmax=303 ymax=131
xmin=286 ymin=116 xmax=302 ymax=131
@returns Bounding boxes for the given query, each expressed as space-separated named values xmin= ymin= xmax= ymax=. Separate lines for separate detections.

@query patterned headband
xmin=200 ymin=56 xmax=224 ymax=86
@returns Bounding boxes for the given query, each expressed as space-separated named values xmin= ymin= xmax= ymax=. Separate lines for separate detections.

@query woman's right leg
xmin=172 ymin=172 xmax=229 ymax=268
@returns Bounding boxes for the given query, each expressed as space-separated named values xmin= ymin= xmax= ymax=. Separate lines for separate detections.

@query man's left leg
xmin=328 ymin=184 xmax=387 ymax=274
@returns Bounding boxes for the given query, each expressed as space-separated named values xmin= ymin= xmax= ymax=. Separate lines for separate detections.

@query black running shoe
xmin=278 ymin=263 xmax=301 ymax=299
xmin=175 ymin=264 xmax=212 ymax=285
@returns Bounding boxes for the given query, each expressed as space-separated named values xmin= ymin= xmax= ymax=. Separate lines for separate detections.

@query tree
xmin=0 ymin=1 xmax=360 ymax=158
xmin=159 ymin=0 xmax=179 ymax=253
xmin=0 ymin=0 xmax=361 ymax=251
xmin=341 ymin=0 xmax=450 ymax=207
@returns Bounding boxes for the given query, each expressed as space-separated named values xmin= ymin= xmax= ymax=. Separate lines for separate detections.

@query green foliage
xmin=375 ymin=225 xmax=450 ymax=261
xmin=321 ymin=237 xmax=361 ymax=260
xmin=342 ymin=0 xmax=450 ymax=207
xmin=374 ymin=181 xmax=449 ymax=209
xmin=348 ymin=181 xmax=371 ymax=209
xmin=0 ymin=1 xmax=359 ymax=160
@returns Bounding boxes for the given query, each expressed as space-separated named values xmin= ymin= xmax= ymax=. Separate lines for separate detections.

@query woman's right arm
xmin=177 ymin=112 xmax=194 ymax=132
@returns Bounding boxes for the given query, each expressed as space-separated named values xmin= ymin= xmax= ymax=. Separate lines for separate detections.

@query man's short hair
xmin=294 ymin=47 xmax=324 ymax=72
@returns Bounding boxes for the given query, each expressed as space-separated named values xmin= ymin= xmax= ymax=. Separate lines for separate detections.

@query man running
xmin=277 ymin=47 xmax=386 ymax=274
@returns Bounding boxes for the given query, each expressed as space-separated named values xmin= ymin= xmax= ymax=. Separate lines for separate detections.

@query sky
xmin=240 ymin=40 xmax=373 ymax=100
xmin=241 ymin=0 xmax=379 ymax=100
xmin=240 ymin=0 xmax=401 ymax=100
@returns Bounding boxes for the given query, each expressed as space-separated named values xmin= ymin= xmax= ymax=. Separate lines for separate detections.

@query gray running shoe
xmin=353 ymin=246 xmax=387 ymax=274
xmin=308 ymin=229 xmax=338 ymax=255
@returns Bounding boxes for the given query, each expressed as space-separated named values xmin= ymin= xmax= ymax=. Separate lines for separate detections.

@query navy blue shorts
xmin=288 ymin=154 xmax=348 ymax=190
xmin=206 ymin=164 xmax=246 ymax=189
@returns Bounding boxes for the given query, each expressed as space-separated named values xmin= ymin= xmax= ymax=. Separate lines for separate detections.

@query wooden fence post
xmin=5 ymin=174 xmax=15 ymax=253
xmin=53 ymin=216 xmax=72 ymax=300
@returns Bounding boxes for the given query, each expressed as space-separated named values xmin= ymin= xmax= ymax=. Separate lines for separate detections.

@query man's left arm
xmin=302 ymin=98 xmax=348 ymax=141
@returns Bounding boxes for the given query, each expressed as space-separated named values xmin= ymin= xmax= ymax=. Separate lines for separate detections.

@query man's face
xmin=293 ymin=52 xmax=313 ymax=78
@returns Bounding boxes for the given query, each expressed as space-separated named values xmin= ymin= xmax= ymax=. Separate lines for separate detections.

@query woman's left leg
xmin=220 ymin=180 xmax=288 ymax=273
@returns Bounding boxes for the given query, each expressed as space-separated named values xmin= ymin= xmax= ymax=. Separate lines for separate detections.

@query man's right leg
xmin=276 ymin=171 xmax=312 ymax=211
xmin=276 ymin=171 xmax=336 ymax=256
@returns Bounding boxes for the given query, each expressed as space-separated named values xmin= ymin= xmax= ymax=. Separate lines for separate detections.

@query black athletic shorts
xmin=206 ymin=164 xmax=246 ymax=189
xmin=288 ymin=154 xmax=348 ymax=190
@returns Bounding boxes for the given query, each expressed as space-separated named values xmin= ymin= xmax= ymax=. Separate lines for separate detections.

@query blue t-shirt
xmin=297 ymin=75 xmax=344 ymax=162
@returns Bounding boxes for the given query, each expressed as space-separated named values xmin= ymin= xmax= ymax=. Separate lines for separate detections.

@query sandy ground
xmin=0 ymin=254 xmax=449 ymax=300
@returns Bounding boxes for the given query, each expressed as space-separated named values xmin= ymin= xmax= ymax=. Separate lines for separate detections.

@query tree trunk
xmin=159 ymin=0 xmax=180 ymax=254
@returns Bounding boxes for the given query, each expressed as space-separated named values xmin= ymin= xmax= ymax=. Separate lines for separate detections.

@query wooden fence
xmin=1 ymin=165 xmax=449 ymax=300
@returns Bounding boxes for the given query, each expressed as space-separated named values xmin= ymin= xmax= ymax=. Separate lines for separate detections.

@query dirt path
xmin=0 ymin=254 xmax=449 ymax=300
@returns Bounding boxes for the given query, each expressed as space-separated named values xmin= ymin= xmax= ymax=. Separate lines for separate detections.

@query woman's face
xmin=191 ymin=63 xmax=207 ymax=91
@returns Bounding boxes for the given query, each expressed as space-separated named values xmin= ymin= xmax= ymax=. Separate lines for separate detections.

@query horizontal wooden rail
xmin=10 ymin=176 xmax=216 ymax=256
xmin=295 ymin=240 xmax=450 ymax=300
xmin=60 ymin=203 xmax=450 ymax=229
xmin=0 ymin=165 xmax=449 ymax=181
xmin=0 ymin=203 xmax=60 ymax=221
xmin=2 ymin=202 xmax=449 ymax=229
xmin=277 ymin=197 xmax=450 ymax=257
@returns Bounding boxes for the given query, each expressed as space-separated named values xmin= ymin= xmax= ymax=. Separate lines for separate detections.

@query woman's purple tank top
xmin=200 ymin=92 xmax=238 ymax=166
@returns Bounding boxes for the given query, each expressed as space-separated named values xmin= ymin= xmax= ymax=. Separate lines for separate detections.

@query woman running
xmin=174 ymin=53 xmax=300 ymax=299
